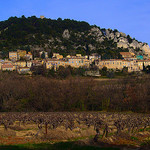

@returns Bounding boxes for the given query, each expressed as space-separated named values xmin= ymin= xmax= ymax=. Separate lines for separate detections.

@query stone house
xmin=96 ymin=59 xmax=140 ymax=72
xmin=9 ymin=52 xmax=18 ymax=61
xmin=45 ymin=59 xmax=66 ymax=70
xmin=1 ymin=61 xmax=16 ymax=71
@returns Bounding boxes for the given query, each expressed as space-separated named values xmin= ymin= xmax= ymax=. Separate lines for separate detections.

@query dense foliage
xmin=0 ymin=72 xmax=149 ymax=112
xmin=0 ymin=16 xmax=129 ymax=58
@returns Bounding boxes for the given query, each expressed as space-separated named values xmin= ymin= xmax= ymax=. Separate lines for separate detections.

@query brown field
xmin=0 ymin=112 xmax=149 ymax=149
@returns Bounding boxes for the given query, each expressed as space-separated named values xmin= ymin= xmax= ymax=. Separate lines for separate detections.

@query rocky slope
xmin=0 ymin=16 xmax=150 ymax=58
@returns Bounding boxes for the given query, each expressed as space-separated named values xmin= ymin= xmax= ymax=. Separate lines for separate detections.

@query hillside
xmin=0 ymin=16 xmax=150 ymax=59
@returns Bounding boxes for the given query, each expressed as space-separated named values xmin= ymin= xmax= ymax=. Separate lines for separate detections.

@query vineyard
xmin=0 ymin=112 xmax=150 ymax=149
xmin=0 ymin=74 xmax=150 ymax=149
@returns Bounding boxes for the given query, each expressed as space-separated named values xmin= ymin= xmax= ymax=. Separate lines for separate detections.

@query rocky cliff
xmin=0 ymin=16 xmax=150 ymax=58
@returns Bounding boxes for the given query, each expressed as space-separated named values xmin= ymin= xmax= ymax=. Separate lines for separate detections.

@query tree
xmin=145 ymin=65 xmax=150 ymax=73
xmin=49 ymin=50 xmax=53 ymax=58
xmin=57 ymin=18 xmax=62 ymax=21
xmin=47 ymin=67 xmax=55 ymax=77
xmin=127 ymin=35 xmax=133 ymax=43
xmin=26 ymin=45 xmax=31 ymax=52
xmin=85 ymin=44 xmax=89 ymax=56
xmin=143 ymin=63 xmax=146 ymax=72
xmin=57 ymin=66 xmax=71 ymax=78
xmin=107 ymin=70 xmax=115 ymax=78
xmin=113 ymin=29 xmax=118 ymax=33
xmin=101 ymin=66 xmax=107 ymax=76
xmin=31 ymin=65 xmax=46 ymax=75
xmin=21 ymin=15 xmax=26 ymax=19
xmin=41 ymin=52 xmax=45 ymax=59
xmin=122 ymin=67 xmax=128 ymax=75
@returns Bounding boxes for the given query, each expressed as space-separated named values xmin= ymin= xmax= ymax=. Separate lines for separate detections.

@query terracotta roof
xmin=137 ymin=60 xmax=150 ymax=62
xmin=18 ymin=67 xmax=30 ymax=69
xmin=46 ymin=58 xmax=59 ymax=61
xmin=120 ymin=52 xmax=135 ymax=57
xmin=68 ymin=57 xmax=87 ymax=59
xmin=100 ymin=59 xmax=131 ymax=62
xmin=9 ymin=52 xmax=17 ymax=54
xmin=2 ymin=64 xmax=14 ymax=68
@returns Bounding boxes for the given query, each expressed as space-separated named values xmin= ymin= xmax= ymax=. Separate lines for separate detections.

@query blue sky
xmin=0 ymin=0 xmax=150 ymax=45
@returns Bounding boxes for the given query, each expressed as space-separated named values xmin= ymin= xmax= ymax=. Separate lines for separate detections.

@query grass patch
xmin=67 ymin=136 xmax=87 ymax=142
xmin=67 ymin=135 xmax=95 ymax=142
xmin=81 ymin=128 xmax=86 ymax=130
xmin=108 ymin=133 xmax=115 ymax=136
xmin=138 ymin=127 xmax=150 ymax=132
xmin=141 ymin=139 xmax=150 ymax=147
xmin=131 ymin=136 xmax=139 ymax=141
xmin=89 ymin=135 xmax=95 ymax=139
xmin=146 ymin=128 xmax=150 ymax=131
xmin=138 ymin=129 xmax=144 ymax=132
xmin=0 ymin=142 xmax=120 ymax=150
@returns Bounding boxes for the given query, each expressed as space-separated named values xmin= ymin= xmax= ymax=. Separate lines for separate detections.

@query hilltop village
xmin=0 ymin=49 xmax=150 ymax=75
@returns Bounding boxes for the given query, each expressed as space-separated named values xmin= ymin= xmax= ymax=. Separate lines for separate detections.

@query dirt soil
xmin=0 ymin=123 xmax=149 ymax=150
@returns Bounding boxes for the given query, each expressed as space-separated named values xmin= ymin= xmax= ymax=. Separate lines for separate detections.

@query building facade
xmin=9 ymin=52 xmax=18 ymax=61
xmin=96 ymin=59 xmax=140 ymax=72
xmin=1 ymin=61 xmax=16 ymax=71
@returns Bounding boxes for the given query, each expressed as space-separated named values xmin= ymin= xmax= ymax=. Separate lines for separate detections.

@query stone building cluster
xmin=95 ymin=52 xmax=150 ymax=72
xmin=0 ymin=50 xmax=150 ymax=74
